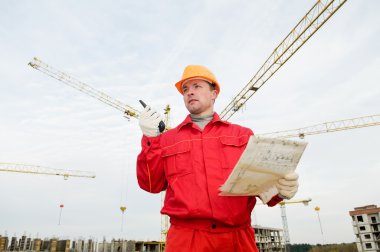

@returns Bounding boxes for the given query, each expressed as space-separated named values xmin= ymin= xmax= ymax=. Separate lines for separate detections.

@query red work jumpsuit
xmin=137 ymin=113 xmax=282 ymax=252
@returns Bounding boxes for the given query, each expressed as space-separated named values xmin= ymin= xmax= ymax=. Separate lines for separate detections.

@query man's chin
xmin=189 ymin=110 xmax=202 ymax=115
xmin=186 ymin=105 xmax=199 ymax=113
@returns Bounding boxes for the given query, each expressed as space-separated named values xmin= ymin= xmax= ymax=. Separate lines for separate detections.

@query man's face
xmin=181 ymin=78 xmax=218 ymax=116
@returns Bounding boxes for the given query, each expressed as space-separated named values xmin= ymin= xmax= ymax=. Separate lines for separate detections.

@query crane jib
xmin=28 ymin=57 xmax=140 ymax=119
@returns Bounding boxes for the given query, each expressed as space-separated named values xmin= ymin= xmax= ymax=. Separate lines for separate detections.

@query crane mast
xmin=163 ymin=105 xmax=171 ymax=131
xmin=220 ymin=0 xmax=347 ymax=121
xmin=258 ymin=114 xmax=380 ymax=139
xmin=279 ymin=198 xmax=312 ymax=252
xmin=0 ymin=162 xmax=96 ymax=179
xmin=161 ymin=105 xmax=171 ymax=249
xmin=28 ymin=57 xmax=139 ymax=119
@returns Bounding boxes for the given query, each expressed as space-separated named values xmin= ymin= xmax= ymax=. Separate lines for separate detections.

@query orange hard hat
xmin=175 ymin=65 xmax=220 ymax=95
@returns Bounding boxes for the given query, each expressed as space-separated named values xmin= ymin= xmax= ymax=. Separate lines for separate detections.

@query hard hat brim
xmin=175 ymin=77 xmax=220 ymax=95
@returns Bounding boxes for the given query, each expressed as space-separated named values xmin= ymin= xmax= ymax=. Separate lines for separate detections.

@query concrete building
xmin=73 ymin=238 xmax=96 ymax=252
xmin=253 ymin=225 xmax=285 ymax=252
xmin=18 ymin=235 xmax=28 ymax=251
xmin=41 ymin=238 xmax=58 ymax=252
xmin=32 ymin=238 xmax=42 ymax=252
xmin=349 ymin=204 xmax=380 ymax=252
xmin=25 ymin=237 xmax=32 ymax=251
xmin=0 ymin=236 xmax=9 ymax=251
xmin=9 ymin=237 xmax=17 ymax=251
xmin=56 ymin=240 xmax=70 ymax=252
xmin=98 ymin=239 xmax=163 ymax=252
xmin=0 ymin=229 xmax=283 ymax=252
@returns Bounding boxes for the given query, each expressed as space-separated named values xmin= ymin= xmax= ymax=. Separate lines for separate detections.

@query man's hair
xmin=209 ymin=82 xmax=217 ymax=91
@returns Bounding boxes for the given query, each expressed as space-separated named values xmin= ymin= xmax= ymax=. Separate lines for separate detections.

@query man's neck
xmin=193 ymin=106 xmax=214 ymax=117
xmin=190 ymin=113 xmax=214 ymax=131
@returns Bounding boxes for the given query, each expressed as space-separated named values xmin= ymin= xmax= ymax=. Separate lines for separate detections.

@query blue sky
xmin=0 ymin=0 xmax=379 ymax=245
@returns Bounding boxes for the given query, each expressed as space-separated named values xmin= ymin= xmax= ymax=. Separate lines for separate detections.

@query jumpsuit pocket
xmin=161 ymin=141 xmax=192 ymax=177
xmin=219 ymin=135 xmax=250 ymax=170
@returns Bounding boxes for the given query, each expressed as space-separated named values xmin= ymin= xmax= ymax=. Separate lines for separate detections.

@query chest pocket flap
xmin=220 ymin=135 xmax=250 ymax=147
xmin=162 ymin=141 xmax=191 ymax=157
xmin=219 ymin=135 xmax=250 ymax=169
xmin=161 ymin=141 xmax=191 ymax=177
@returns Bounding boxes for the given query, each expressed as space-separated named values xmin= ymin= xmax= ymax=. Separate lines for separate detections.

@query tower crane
xmin=0 ymin=162 xmax=96 ymax=179
xmin=279 ymin=198 xmax=312 ymax=252
xmin=255 ymin=114 xmax=380 ymax=250
xmin=29 ymin=57 xmax=171 ymax=246
xmin=163 ymin=105 xmax=171 ymax=131
xmin=258 ymin=114 xmax=380 ymax=139
xmin=314 ymin=206 xmax=324 ymax=244
xmin=220 ymin=0 xmax=347 ymax=121
xmin=161 ymin=105 xmax=171 ymax=251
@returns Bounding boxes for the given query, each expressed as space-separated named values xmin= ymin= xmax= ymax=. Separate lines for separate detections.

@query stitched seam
xmin=162 ymin=134 xmax=251 ymax=150
xmin=146 ymin=163 xmax=152 ymax=192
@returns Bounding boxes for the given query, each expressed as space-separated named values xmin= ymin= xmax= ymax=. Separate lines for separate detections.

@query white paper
xmin=219 ymin=135 xmax=308 ymax=196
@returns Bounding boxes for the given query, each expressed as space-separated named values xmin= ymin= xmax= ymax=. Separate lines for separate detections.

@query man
xmin=136 ymin=65 xmax=299 ymax=252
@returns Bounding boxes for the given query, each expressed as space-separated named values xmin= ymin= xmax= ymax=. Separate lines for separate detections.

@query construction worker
xmin=136 ymin=65 xmax=299 ymax=252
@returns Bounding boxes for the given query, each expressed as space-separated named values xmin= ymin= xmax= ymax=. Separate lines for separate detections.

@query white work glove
xmin=259 ymin=186 xmax=279 ymax=204
xmin=276 ymin=172 xmax=299 ymax=200
xmin=138 ymin=105 xmax=163 ymax=137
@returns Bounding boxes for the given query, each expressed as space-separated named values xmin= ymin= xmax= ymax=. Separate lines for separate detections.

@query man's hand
xmin=139 ymin=106 xmax=163 ymax=137
xmin=276 ymin=172 xmax=299 ymax=200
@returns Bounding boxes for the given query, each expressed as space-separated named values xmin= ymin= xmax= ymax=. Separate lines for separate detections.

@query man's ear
xmin=211 ymin=90 xmax=218 ymax=102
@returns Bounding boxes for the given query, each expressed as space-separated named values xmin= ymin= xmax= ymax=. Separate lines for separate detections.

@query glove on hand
xmin=276 ymin=172 xmax=299 ymax=200
xmin=259 ymin=185 xmax=279 ymax=204
xmin=138 ymin=105 xmax=163 ymax=137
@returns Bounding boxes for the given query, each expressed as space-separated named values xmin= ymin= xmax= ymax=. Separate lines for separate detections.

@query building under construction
xmin=0 ymin=236 xmax=73 ymax=252
xmin=349 ymin=204 xmax=380 ymax=252
xmin=0 ymin=225 xmax=284 ymax=252
xmin=253 ymin=225 xmax=284 ymax=252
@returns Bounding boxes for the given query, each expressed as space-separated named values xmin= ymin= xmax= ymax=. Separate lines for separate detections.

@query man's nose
xmin=187 ymin=88 xmax=195 ymax=95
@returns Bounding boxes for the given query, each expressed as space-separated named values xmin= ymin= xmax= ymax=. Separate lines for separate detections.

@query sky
xmin=0 ymin=0 xmax=379 ymax=245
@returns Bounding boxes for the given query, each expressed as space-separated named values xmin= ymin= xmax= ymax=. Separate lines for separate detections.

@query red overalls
xmin=137 ymin=113 xmax=282 ymax=251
